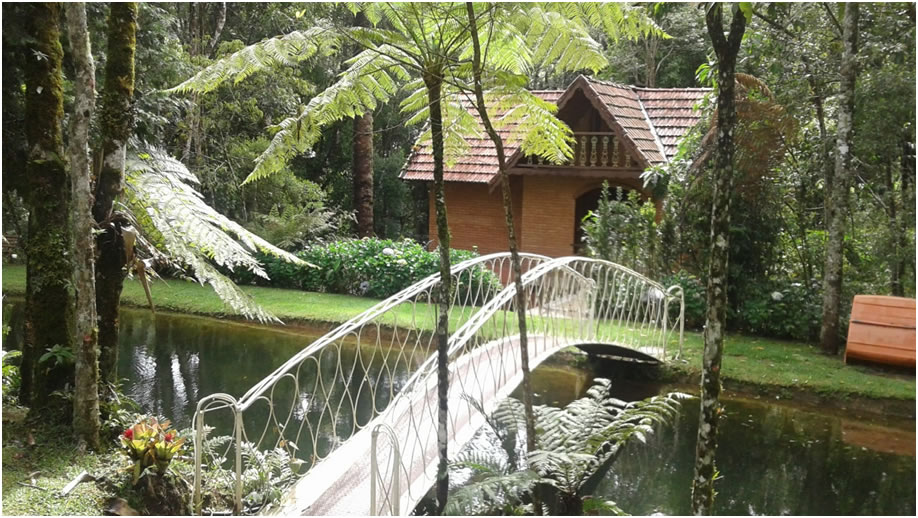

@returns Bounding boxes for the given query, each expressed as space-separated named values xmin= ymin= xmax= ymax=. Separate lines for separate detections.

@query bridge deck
xmin=272 ymin=335 xmax=663 ymax=515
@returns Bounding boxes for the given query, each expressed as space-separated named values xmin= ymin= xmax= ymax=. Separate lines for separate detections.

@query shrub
xmin=231 ymin=238 xmax=502 ymax=303
xmin=731 ymin=279 xmax=822 ymax=342
xmin=661 ymin=271 xmax=706 ymax=330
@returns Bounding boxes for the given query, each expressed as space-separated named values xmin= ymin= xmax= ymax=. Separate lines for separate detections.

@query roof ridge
xmin=581 ymin=75 xmax=636 ymax=92
xmin=635 ymin=93 xmax=668 ymax=162
xmin=633 ymin=86 xmax=712 ymax=91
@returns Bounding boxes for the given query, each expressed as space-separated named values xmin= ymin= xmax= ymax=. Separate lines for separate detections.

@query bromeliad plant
xmin=119 ymin=417 xmax=186 ymax=484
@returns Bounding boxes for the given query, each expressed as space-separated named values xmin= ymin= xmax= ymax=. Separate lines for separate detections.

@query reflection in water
xmin=2 ymin=300 xmax=914 ymax=515
xmin=594 ymin=390 xmax=916 ymax=516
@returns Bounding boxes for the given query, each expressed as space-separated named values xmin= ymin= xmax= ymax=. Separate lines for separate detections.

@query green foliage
xmin=731 ymin=279 xmax=822 ymax=342
xmin=581 ymin=182 xmax=661 ymax=276
xmin=532 ymin=379 xmax=688 ymax=503
xmin=118 ymin=417 xmax=186 ymax=484
xmin=2 ymin=349 xmax=22 ymax=403
xmin=38 ymin=344 xmax=74 ymax=367
xmin=239 ymin=443 xmax=302 ymax=513
xmin=243 ymin=178 xmax=342 ymax=251
xmin=123 ymin=145 xmax=310 ymax=323
xmin=175 ymin=425 xmax=301 ymax=515
xmin=166 ymin=26 xmax=338 ymax=95
xmin=447 ymin=379 xmax=688 ymax=516
xmin=231 ymin=238 xmax=501 ymax=302
xmin=661 ymin=271 xmax=707 ymax=329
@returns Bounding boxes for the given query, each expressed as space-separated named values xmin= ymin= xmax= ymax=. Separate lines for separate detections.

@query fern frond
xmin=549 ymin=2 xmax=668 ymax=42
xmin=166 ymin=25 xmax=339 ymax=94
xmin=444 ymin=469 xmax=540 ymax=516
xmin=516 ymin=6 xmax=608 ymax=74
xmin=123 ymin=146 xmax=311 ymax=323
xmin=245 ymin=45 xmax=409 ymax=183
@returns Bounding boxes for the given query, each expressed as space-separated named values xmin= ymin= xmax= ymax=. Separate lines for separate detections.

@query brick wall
xmin=427 ymin=179 xmax=522 ymax=255
xmin=427 ymin=174 xmax=652 ymax=258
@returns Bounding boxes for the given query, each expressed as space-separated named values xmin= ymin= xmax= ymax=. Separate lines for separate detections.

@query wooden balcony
xmin=518 ymin=132 xmax=636 ymax=169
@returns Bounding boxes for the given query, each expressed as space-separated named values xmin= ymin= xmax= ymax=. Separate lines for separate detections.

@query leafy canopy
xmin=168 ymin=3 xmax=664 ymax=185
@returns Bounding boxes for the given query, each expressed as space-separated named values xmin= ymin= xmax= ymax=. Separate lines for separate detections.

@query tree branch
xmin=822 ymin=2 xmax=843 ymax=38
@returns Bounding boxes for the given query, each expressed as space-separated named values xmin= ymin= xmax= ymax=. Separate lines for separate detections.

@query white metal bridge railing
xmin=192 ymin=252 xmax=551 ymax=514
xmin=191 ymin=253 xmax=684 ymax=515
xmin=366 ymin=256 xmax=684 ymax=515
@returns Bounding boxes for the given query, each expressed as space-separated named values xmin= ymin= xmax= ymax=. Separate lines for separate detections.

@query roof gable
xmin=400 ymin=77 xmax=708 ymax=183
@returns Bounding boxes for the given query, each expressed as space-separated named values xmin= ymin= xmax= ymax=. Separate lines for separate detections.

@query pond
xmin=2 ymin=301 xmax=915 ymax=515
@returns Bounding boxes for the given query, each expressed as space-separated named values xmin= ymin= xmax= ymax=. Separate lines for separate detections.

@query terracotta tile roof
xmin=634 ymin=86 xmax=710 ymax=160
xmin=400 ymin=91 xmax=563 ymax=183
xmin=400 ymin=77 xmax=709 ymax=183
xmin=579 ymin=77 xmax=666 ymax=166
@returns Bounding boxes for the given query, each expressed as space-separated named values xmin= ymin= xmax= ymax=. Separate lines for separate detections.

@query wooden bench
xmin=845 ymin=295 xmax=916 ymax=368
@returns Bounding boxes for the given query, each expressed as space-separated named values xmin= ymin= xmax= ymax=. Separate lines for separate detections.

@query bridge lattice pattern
xmin=191 ymin=253 xmax=683 ymax=515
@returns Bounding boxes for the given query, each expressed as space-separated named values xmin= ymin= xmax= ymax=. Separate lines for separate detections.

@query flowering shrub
xmin=119 ymin=417 xmax=186 ymax=484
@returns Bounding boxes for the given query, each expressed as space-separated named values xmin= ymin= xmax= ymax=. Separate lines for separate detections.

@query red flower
xmin=124 ymin=429 xmax=134 ymax=440
xmin=164 ymin=432 xmax=174 ymax=442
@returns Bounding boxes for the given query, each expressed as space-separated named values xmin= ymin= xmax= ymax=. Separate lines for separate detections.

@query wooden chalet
xmin=400 ymin=75 xmax=709 ymax=257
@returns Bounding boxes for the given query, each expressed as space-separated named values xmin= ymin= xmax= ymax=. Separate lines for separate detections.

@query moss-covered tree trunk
xmin=20 ymin=2 xmax=75 ymax=409
xmin=820 ymin=3 xmax=858 ymax=355
xmin=464 ymin=6 xmax=540 ymax=511
xmin=66 ymin=1 xmax=101 ymax=449
xmin=691 ymin=4 xmax=745 ymax=515
xmin=424 ymin=66 xmax=451 ymax=515
xmin=93 ymin=2 xmax=137 ymax=384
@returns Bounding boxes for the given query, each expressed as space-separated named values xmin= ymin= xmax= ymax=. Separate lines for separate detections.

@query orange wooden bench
xmin=845 ymin=295 xmax=916 ymax=368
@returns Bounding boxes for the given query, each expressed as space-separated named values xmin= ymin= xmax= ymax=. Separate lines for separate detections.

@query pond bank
xmin=3 ymin=264 xmax=914 ymax=413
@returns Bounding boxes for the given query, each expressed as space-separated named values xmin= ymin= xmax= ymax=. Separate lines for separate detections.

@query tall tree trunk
xmin=820 ymin=3 xmax=858 ymax=355
xmin=424 ymin=67 xmax=452 ymax=516
xmin=884 ymin=165 xmax=904 ymax=296
xmin=353 ymin=111 xmax=375 ymax=236
xmin=20 ymin=2 xmax=75 ymax=408
xmin=94 ymin=2 xmax=138 ymax=384
xmin=352 ymin=12 xmax=375 ymax=237
xmin=691 ymin=4 xmax=745 ymax=515
xmin=464 ymin=6 xmax=540 ymax=513
xmin=66 ymin=1 xmax=101 ymax=449
xmin=207 ymin=2 xmax=227 ymax=58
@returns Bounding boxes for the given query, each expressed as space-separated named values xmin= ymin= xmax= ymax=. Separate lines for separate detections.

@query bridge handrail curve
xmin=234 ymin=252 xmax=550 ymax=411
xmin=364 ymin=256 xmax=685 ymax=514
xmin=378 ymin=256 xmax=684 ymax=420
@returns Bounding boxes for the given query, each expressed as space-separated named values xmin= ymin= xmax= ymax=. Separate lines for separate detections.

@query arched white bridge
xmin=192 ymin=253 xmax=684 ymax=515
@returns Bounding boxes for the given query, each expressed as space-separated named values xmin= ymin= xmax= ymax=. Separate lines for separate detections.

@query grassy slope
xmin=2 ymin=264 xmax=913 ymax=400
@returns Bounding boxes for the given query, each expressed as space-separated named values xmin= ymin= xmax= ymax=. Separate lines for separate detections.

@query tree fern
xmin=532 ymin=378 xmax=690 ymax=498
xmin=244 ymin=45 xmax=410 ymax=183
xmin=165 ymin=25 xmax=340 ymax=95
xmin=123 ymin=145 xmax=310 ymax=323
xmin=448 ymin=379 xmax=689 ymax=515
xmin=549 ymin=2 xmax=668 ymax=42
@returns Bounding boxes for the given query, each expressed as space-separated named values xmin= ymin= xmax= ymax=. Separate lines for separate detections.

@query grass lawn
xmin=1 ymin=415 xmax=126 ymax=516
xmin=3 ymin=264 xmax=914 ymax=401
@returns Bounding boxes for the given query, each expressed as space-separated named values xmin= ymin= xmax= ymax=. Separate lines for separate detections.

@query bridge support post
xmin=371 ymin=423 xmax=401 ymax=516
xmin=192 ymin=394 xmax=241 ymax=515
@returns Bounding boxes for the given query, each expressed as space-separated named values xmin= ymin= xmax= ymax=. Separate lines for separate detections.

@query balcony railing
xmin=519 ymin=132 xmax=633 ymax=169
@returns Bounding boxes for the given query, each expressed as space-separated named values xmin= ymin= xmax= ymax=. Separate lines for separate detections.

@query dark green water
xmin=595 ymin=388 xmax=916 ymax=515
xmin=2 ymin=302 xmax=915 ymax=514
